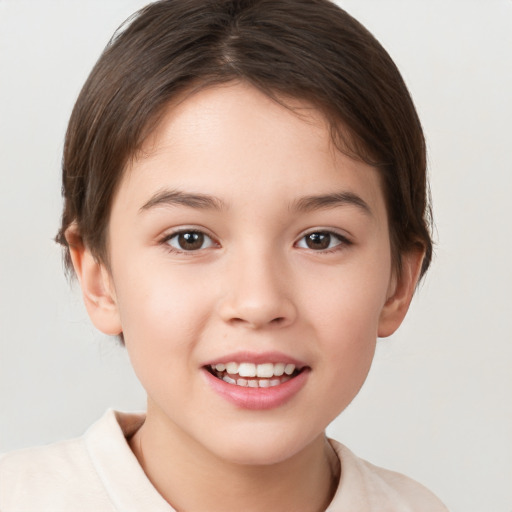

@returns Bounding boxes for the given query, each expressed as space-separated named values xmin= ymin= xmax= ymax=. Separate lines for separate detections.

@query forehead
xmin=138 ymin=82 xmax=333 ymax=164
xmin=118 ymin=81 xmax=386 ymax=219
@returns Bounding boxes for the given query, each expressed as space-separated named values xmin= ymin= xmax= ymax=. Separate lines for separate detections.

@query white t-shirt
xmin=0 ymin=410 xmax=448 ymax=511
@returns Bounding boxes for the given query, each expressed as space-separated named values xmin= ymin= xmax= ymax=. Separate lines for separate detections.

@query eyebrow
xmin=139 ymin=188 xmax=371 ymax=216
xmin=139 ymin=189 xmax=226 ymax=213
xmin=291 ymin=191 xmax=372 ymax=216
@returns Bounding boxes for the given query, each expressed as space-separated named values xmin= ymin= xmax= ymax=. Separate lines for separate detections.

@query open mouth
xmin=206 ymin=362 xmax=306 ymax=388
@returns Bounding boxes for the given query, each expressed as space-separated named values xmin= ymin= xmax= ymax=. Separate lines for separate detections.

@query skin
xmin=68 ymin=82 xmax=424 ymax=511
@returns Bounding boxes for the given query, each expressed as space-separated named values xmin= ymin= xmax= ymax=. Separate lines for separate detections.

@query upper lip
xmin=202 ymin=351 xmax=308 ymax=369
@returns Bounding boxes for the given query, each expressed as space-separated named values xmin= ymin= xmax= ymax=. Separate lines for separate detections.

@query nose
xmin=217 ymin=249 xmax=297 ymax=330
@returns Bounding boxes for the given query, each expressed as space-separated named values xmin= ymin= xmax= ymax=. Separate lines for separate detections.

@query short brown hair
xmin=56 ymin=0 xmax=432 ymax=278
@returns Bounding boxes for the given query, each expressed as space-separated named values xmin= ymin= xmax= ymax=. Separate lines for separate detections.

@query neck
xmin=129 ymin=404 xmax=340 ymax=512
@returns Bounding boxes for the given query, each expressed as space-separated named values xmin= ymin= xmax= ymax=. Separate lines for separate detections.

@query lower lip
xmin=202 ymin=368 xmax=309 ymax=410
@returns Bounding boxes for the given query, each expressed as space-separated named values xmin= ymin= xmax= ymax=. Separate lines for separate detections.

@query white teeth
xmin=256 ymin=363 xmax=274 ymax=378
xmin=273 ymin=363 xmax=285 ymax=376
xmin=212 ymin=361 xmax=301 ymax=388
xmin=218 ymin=361 xmax=298 ymax=378
xmin=220 ymin=374 xmax=295 ymax=388
xmin=284 ymin=363 xmax=295 ymax=375
xmin=225 ymin=362 xmax=239 ymax=374
xmin=238 ymin=362 xmax=256 ymax=377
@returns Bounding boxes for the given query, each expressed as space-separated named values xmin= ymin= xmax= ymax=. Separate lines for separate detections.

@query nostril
xmin=230 ymin=317 xmax=256 ymax=327
xmin=228 ymin=316 xmax=286 ymax=328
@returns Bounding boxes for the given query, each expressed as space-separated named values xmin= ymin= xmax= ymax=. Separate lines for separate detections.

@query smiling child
xmin=0 ymin=1 xmax=449 ymax=510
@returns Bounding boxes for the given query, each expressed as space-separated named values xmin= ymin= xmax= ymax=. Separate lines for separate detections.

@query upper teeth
xmin=212 ymin=362 xmax=296 ymax=378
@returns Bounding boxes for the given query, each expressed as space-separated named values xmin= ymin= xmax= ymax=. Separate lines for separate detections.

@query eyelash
xmin=295 ymin=230 xmax=352 ymax=253
xmin=160 ymin=228 xmax=352 ymax=254
xmin=161 ymin=229 xmax=218 ymax=254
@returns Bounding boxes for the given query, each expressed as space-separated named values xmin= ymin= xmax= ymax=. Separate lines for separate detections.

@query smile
xmin=202 ymin=352 xmax=310 ymax=410
xmin=207 ymin=362 xmax=301 ymax=388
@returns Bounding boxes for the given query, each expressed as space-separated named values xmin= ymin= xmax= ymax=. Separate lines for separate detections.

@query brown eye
xmin=305 ymin=232 xmax=331 ymax=250
xmin=178 ymin=232 xmax=204 ymax=250
xmin=166 ymin=230 xmax=214 ymax=251
xmin=296 ymin=231 xmax=347 ymax=251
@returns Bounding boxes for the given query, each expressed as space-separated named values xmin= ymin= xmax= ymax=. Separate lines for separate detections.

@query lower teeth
xmin=218 ymin=372 xmax=291 ymax=388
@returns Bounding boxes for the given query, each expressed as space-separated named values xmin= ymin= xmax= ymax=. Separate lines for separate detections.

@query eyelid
xmin=160 ymin=226 xmax=220 ymax=253
xmin=294 ymin=228 xmax=352 ymax=251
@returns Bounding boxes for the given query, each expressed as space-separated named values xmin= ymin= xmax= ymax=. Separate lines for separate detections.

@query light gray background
xmin=1 ymin=1 xmax=511 ymax=511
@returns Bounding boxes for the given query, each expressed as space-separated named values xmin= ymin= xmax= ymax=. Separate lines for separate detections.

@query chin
xmin=203 ymin=423 xmax=322 ymax=467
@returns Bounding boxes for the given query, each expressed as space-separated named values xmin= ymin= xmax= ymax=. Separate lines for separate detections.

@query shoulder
xmin=327 ymin=439 xmax=449 ymax=512
xmin=0 ymin=435 xmax=114 ymax=511
xmin=0 ymin=410 xmax=142 ymax=512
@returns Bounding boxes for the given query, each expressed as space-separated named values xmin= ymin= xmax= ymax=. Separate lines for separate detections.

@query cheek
xmin=313 ymin=282 xmax=380 ymax=369
xmin=113 ymin=265 xmax=215 ymax=374
xmin=308 ymin=282 xmax=382 ymax=418
xmin=301 ymin=254 xmax=391 ymax=388
xmin=305 ymin=256 xmax=390 ymax=336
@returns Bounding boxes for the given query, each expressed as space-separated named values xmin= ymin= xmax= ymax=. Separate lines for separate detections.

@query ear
xmin=65 ymin=225 xmax=122 ymax=336
xmin=378 ymin=248 xmax=425 ymax=338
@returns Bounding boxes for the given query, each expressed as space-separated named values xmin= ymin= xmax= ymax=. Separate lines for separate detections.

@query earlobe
xmin=378 ymin=248 xmax=425 ymax=338
xmin=66 ymin=226 xmax=122 ymax=336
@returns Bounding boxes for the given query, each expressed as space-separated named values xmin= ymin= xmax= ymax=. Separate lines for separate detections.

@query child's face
xmin=89 ymin=82 xmax=408 ymax=465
